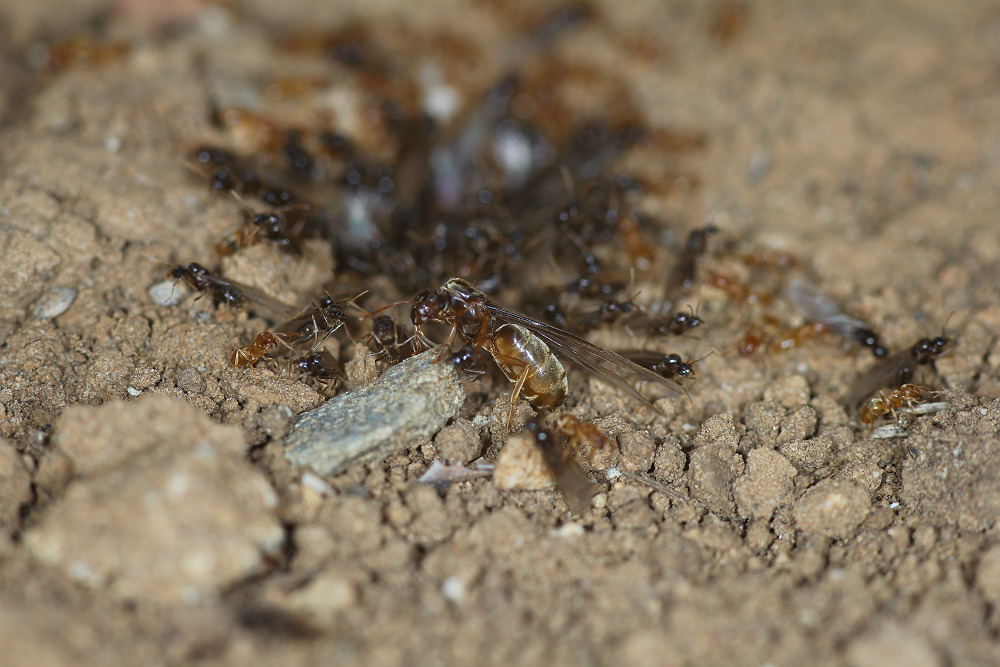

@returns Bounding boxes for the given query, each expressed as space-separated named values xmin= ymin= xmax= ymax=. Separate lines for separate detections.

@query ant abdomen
xmin=491 ymin=324 xmax=568 ymax=409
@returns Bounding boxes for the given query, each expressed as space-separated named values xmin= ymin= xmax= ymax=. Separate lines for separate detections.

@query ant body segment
xmin=231 ymin=332 xmax=279 ymax=368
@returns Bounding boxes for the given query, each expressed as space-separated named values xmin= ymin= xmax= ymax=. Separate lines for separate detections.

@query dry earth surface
xmin=0 ymin=1 xmax=999 ymax=665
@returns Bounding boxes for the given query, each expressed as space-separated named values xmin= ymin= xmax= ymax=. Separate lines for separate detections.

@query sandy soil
xmin=1 ymin=1 xmax=999 ymax=665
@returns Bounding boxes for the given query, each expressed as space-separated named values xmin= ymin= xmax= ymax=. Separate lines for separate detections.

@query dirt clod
xmin=0 ymin=439 xmax=32 ymax=531
xmin=617 ymin=430 xmax=656 ymax=472
xmin=493 ymin=431 xmax=554 ymax=492
xmin=732 ymin=447 xmax=796 ymax=521
xmin=793 ymin=478 xmax=871 ymax=539
xmin=24 ymin=397 xmax=282 ymax=604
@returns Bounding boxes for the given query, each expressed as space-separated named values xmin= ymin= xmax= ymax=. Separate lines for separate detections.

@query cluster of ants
xmin=161 ymin=5 xmax=949 ymax=509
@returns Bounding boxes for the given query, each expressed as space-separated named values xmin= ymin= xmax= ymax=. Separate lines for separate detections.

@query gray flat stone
xmin=284 ymin=349 xmax=466 ymax=476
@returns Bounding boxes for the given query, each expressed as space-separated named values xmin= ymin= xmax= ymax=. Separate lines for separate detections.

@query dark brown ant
xmin=522 ymin=417 xmax=595 ymax=515
xmin=273 ymin=294 xmax=351 ymax=350
xmin=290 ymin=349 xmax=344 ymax=384
xmin=227 ymin=294 xmax=350 ymax=369
xmin=216 ymin=194 xmax=321 ymax=256
xmin=643 ymin=303 xmax=704 ymax=337
xmin=364 ymin=314 xmax=411 ymax=363
xmin=843 ymin=334 xmax=950 ymax=407
xmin=168 ymin=263 xmax=294 ymax=316
xmin=569 ymin=296 xmax=638 ymax=331
xmin=787 ymin=276 xmax=888 ymax=358
xmin=406 ymin=278 xmax=687 ymax=429
xmin=449 ymin=343 xmax=488 ymax=380
xmin=665 ymin=225 xmax=717 ymax=296
xmin=618 ymin=350 xmax=699 ymax=381
xmin=188 ymin=147 xmax=299 ymax=208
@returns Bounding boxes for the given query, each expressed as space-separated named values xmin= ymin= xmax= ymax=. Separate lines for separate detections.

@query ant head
xmin=913 ymin=336 xmax=950 ymax=363
xmin=930 ymin=336 xmax=950 ymax=355
xmin=370 ymin=314 xmax=400 ymax=342
xmin=662 ymin=353 xmax=695 ymax=378
xmin=410 ymin=290 xmax=447 ymax=326
xmin=451 ymin=344 xmax=483 ymax=374
xmin=297 ymin=352 xmax=327 ymax=374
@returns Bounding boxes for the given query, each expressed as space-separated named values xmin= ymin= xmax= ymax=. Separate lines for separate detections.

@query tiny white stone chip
xmin=32 ymin=287 xmax=76 ymax=319
xmin=148 ymin=280 xmax=181 ymax=306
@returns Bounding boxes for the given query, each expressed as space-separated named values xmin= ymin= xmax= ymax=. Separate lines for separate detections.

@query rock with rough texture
xmin=24 ymin=397 xmax=283 ymax=604
xmin=49 ymin=394 xmax=245 ymax=477
xmin=494 ymin=431 xmax=555 ymax=491
xmin=793 ymin=478 xmax=871 ymax=539
xmin=285 ymin=349 xmax=466 ymax=476
xmin=902 ymin=430 xmax=1000 ymax=531
xmin=0 ymin=439 xmax=31 ymax=531
xmin=733 ymin=447 xmax=796 ymax=521
xmin=618 ymin=431 xmax=656 ymax=472
xmin=688 ymin=414 xmax=744 ymax=517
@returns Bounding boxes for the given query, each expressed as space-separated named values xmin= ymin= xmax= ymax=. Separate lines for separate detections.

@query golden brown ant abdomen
xmin=491 ymin=324 xmax=568 ymax=409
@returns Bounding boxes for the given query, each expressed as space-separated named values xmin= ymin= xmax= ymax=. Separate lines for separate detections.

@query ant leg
xmin=435 ymin=324 xmax=461 ymax=362
xmin=506 ymin=367 xmax=531 ymax=433
xmin=490 ymin=348 xmax=531 ymax=432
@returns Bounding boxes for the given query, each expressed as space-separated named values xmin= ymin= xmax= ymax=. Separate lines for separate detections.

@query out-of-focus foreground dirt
xmin=0 ymin=1 xmax=999 ymax=665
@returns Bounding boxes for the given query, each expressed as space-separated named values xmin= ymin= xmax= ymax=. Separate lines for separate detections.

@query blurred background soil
xmin=1 ymin=0 xmax=999 ymax=665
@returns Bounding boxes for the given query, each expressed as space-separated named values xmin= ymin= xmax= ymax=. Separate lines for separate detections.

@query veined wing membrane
xmin=484 ymin=303 xmax=687 ymax=406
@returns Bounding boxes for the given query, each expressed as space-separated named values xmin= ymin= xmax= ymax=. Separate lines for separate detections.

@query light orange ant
xmin=547 ymin=413 xmax=612 ymax=463
xmin=859 ymin=384 xmax=928 ymax=428
xmin=231 ymin=332 xmax=279 ymax=368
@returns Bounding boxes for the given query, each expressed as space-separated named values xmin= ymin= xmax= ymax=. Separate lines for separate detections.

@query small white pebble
xmin=32 ymin=286 xmax=76 ymax=319
xmin=441 ymin=576 xmax=466 ymax=603
xmin=550 ymin=523 xmax=585 ymax=538
xmin=592 ymin=492 xmax=608 ymax=509
xmin=105 ymin=136 xmax=122 ymax=153
xmin=301 ymin=472 xmax=334 ymax=498
xmin=148 ymin=280 xmax=181 ymax=306
xmin=127 ymin=387 xmax=142 ymax=397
